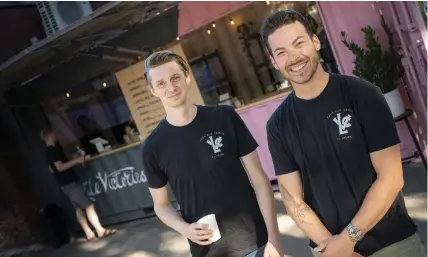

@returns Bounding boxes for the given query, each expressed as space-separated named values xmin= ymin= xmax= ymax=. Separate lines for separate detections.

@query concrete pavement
xmin=29 ymin=164 xmax=427 ymax=257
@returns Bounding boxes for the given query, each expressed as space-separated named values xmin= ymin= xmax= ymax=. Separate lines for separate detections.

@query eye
xmin=276 ymin=51 xmax=285 ymax=57
xmin=171 ymin=75 xmax=181 ymax=82
xmin=296 ymin=41 xmax=304 ymax=47
xmin=157 ymin=81 xmax=166 ymax=87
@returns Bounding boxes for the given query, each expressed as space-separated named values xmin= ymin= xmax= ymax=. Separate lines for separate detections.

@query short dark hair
xmin=144 ymin=50 xmax=189 ymax=87
xmin=260 ymin=10 xmax=313 ymax=54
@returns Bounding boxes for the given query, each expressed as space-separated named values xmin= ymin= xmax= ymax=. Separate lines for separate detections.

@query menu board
xmin=115 ymin=44 xmax=204 ymax=139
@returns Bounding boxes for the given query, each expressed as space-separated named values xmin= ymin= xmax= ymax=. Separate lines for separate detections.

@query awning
xmin=2 ymin=1 xmax=179 ymax=101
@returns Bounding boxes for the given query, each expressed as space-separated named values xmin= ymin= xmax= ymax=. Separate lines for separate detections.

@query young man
xmin=41 ymin=128 xmax=116 ymax=241
xmin=261 ymin=10 xmax=425 ymax=257
xmin=141 ymin=51 xmax=283 ymax=257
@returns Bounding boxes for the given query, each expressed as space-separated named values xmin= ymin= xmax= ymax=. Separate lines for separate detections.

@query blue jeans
xmin=245 ymin=245 xmax=266 ymax=257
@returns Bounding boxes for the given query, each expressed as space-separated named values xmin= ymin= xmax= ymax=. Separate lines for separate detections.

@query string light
xmin=103 ymin=82 xmax=107 ymax=87
xmin=65 ymin=93 xmax=70 ymax=98
xmin=229 ymin=18 xmax=235 ymax=25
xmin=212 ymin=23 xmax=216 ymax=28
xmin=207 ymin=28 xmax=211 ymax=34
xmin=176 ymin=37 xmax=180 ymax=41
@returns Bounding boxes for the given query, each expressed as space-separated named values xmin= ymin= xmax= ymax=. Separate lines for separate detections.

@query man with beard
xmin=141 ymin=50 xmax=283 ymax=257
xmin=261 ymin=10 xmax=424 ymax=257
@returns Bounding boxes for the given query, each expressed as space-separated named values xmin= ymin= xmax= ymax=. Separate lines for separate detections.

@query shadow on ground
xmin=29 ymin=164 xmax=426 ymax=257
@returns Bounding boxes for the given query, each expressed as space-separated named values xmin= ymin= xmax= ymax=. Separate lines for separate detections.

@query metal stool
xmin=394 ymin=109 xmax=426 ymax=169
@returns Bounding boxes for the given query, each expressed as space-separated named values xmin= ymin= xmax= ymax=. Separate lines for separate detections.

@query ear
xmin=313 ymin=34 xmax=321 ymax=51
xmin=270 ymin=55 xmax=280 ymax=70
xmin=185 ymin=73 xmax=191 ymax=84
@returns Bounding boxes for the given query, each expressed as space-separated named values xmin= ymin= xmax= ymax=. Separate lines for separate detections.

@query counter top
xmin=85 ymin=140 xmax=142 ymax=162
xmin=236 ymin=88 xmax=292 ymax=113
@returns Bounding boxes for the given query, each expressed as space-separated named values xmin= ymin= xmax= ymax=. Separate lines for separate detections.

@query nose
xmin=165 ymin=81 xmax=177 ymax=92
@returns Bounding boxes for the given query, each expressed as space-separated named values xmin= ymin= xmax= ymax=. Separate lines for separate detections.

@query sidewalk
xmin=30 ymin=164 xmax=427 ymax=257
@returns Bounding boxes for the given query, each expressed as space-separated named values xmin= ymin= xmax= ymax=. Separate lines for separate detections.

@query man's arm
xmin=277 ymin=172 xmax=332 ymax=245
xmin=240 ymin=151 xmax=281 ymax=245
xmin=342 ymin=81 xmax=404 ymax=238
xmin=149 ymin=186 xmax=189 ymax=233
xmin=149 ymin=186 xmax=213 ymax=245
xmin=53 ymin=156 xmax=83 ymax=172
xmin=345 ymin=144 xmax=403 ymax=236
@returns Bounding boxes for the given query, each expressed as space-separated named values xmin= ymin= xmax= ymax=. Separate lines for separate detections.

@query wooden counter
xmin=86 ymin=141 xmax=143 ymax=162
xmin=236 ymin=88 xmax=293 ymax=113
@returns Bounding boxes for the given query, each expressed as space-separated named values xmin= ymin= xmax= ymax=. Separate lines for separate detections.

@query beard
xmin=283 ymin=54 xmax=320 ymax=85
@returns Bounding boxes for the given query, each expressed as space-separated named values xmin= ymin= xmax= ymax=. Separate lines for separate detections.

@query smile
xmin=168 ymin=92 xmax=181 ymax=98
xmin=289 ymin=61 xmax=308 ymax=72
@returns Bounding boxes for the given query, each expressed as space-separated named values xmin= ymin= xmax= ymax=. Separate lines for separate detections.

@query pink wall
xmin=238 ymin=96 xmax=288 ymax=180
xmin=317 ymin=1 xmax=427 ymax=158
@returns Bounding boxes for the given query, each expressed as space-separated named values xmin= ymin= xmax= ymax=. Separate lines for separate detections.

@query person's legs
xmin=369 ymin=233 xmax=425 ymax=257
xmin=63 ymin=182 xmax=116 ymax=238
xmin=85 ymin=204 xmax=106 ymax=236
xmin=75 ymin=207 xmax=95 ymax=240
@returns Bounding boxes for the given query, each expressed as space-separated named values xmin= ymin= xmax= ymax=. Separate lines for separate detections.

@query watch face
xmin=347 ymin=224 xmax=364 ymax=241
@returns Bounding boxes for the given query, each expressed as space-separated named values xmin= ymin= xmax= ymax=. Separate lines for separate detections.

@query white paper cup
xmin=197 ymin=214 xmax=221 ymax=242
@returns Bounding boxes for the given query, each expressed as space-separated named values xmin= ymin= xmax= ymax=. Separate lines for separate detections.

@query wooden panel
xmin=115 ymin=44 xmax=204 ymax=139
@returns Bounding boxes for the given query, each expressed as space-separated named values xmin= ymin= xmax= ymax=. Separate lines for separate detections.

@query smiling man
xmin=140 ymin=50 xmax=283 ymax=257
xmin=261 ymin=10 xmax=424 ymax=257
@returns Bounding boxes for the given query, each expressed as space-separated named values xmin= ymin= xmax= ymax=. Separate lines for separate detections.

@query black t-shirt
xmin=46 ymin=145 xmax=79 ymax=186
xmin=142 ymin=105 xmax=268 ymax=257
xmin=267 ymin=74 xmax=417 ymax=256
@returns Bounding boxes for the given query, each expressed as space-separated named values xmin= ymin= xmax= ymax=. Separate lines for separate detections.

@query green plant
xmin=341 ymin=13 xmax=404 ymax=94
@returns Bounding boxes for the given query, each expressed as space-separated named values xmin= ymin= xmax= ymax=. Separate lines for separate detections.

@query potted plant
xmin=341 ymin=12 xmax=406 ymax=118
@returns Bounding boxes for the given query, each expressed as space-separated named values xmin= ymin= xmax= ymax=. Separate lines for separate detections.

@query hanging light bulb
xmin=103 ymin=82 xmax=107 ymax=87
xmin=207 ymin=28 xmax=211 ymax=34
xmin=229 ymin=18 xmax=235 ymax=25
xmin=65 ymin=92 xmax=70 ymax=98
xmin=212 ymin=23 xmax=216 ymax=28
xmin=176 ymin=37 xmax=180 ymax=41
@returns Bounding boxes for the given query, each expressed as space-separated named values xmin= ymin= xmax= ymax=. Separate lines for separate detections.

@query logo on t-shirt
xmin=207 ymin=135 xmax=223 ymax=153
xmin=333 ymin=113 xmax=352 ymax=135
xmin=200 ymin=132 xmax=225 ymax=158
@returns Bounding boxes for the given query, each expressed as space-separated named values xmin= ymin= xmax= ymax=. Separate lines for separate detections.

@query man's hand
xmin=263 ymin=240 xmax=284 ymax=257
xmin=75 ymin=156 xmax=85 ymax=164
xmin=313 ymin=233 xmax=355 ymax=257
xmin=181 ymin=223 xmax=213 ymax=246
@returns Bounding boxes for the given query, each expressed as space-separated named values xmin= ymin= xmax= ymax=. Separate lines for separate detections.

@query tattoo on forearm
xmin=280 ymin=184 xmax=312 ymax=225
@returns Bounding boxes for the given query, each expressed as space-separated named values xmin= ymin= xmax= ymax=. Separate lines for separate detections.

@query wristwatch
xmin=346 ymin=223 xmax=364 ymax=242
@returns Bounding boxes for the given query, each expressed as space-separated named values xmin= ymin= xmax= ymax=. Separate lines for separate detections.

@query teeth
xmin=290 ymin=63 xmax=306 ymax=72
